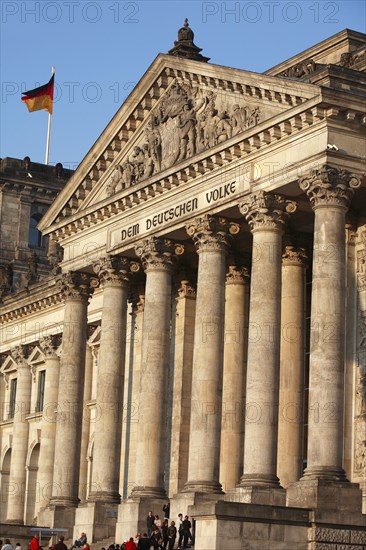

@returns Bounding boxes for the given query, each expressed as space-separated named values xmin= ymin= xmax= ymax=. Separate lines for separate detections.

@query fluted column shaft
xmin=50 ymin=272 xmax=92 ymax=507
xmin=132 ymin=237 xmax=183 ymax=497
xmin=300 ymin=166 xmax=361 ymax=480
xmin=220 ymin=265 xmax=249 ymax=492
xmin=7 ymin=346 xmax=32 ymax=523
xmin=184 ymin=215 xmax=239 ymax=493
xmin=88 ymin=256 xmax=135 ymax=503
xmin=37 ymin=336 xmax=61 ymax=509
xmin=239 ymin=192 xmax=296 ymax=488
xmin=277 ymin=246 xmax=307 ymax=487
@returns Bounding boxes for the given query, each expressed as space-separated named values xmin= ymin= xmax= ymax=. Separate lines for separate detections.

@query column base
xmin=5 ymin=519 xmax=24 ymax=525
xmin=130 ymin=485 xmax=167 ymax=499
xmin=37 ymin=505 xmax=75 ymax=538
xmin=74 ymin=501 xmax=118 ymax=543
xmin=181 ymin=480 xmax=224 ymax=494
xmin=286 ymin=478 xmax=363 ymax=512
xmin=301 ymin=465 xmax=348 ymax=482
xmin=170 ymin=490 xmax=224 ymax=522
xmin=49 ymin=496 xmax=80 ymax=507
xmin=225 ymin=485 xmax=286 ymax=506
xmin=87 ymin=490 xmax=121 ymax=504
xmin=115 ymin=496 xmax=167 ymax=543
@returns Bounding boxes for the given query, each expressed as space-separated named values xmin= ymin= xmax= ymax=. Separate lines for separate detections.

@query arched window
xmin=28 ymin=213 xmax=43 ymax=247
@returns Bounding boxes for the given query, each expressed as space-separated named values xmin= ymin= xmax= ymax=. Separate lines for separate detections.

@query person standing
xmin=167 ymin=522 xmax=177 ymax=550
xmin=54 ymin=537 xmax=67 ymax=550
xmin=146 ymin=511 xmax=155 ymax=537
xmin=177 ymin=514 xmax=184 ymax=549
xmin=30 ymin=535 xmax=40 ymax=550
xmin=2 ymin=540 xmax=13 ymax=550
xmin=137 ymin=534 xmax=150 ymax=550
xmin=161 ymin=520 xmax=168 ymax=550
xmin=182 ymin=516 xmax=192 ymax=549
xmin=162 ymin=502 xmax=170 ymax=520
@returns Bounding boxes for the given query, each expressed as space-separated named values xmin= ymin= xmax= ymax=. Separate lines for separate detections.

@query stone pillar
xmin=277 ymin=245 xmax=307 ymax=488
xmin=169 ymin=277 xmax=196 ymax=495
xmin=6 ymin=345 xmax=32 ymax=523
xmin=220 ymin=265 xmax=249 ymax=493
xmin=287 ymin=165 xmax=362 ymax=511
xmin=121 ymin=287 xmax=145 ymax=499
xmin=37 ymin=335 xmax=61 ymax=511
xmin=132 ymin=238 xmax=184 ymax=498
xmin=78 ymin=335 xmax=94 ymax=503
xmin=88 ymin=255 xmax=137 ymax=504
xmin=49 ymin=272 xmax=93 ymax=510
xmin=183 ymin=215 xmax=239 ymax=494
xmin=238 ymin=191 xmax=296 ymax=504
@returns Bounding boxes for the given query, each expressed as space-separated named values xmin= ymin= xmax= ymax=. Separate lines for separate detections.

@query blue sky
xmin=1 ymin=0 xmax=365 ymax=169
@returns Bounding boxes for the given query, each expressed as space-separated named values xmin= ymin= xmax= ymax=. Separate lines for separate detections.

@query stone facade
xmin=0 ymin=25 xmax=365 ymax=549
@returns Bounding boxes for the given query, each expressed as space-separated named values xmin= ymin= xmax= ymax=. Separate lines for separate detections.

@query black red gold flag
xmin=21 ymin=74 xmax=54 ymax=115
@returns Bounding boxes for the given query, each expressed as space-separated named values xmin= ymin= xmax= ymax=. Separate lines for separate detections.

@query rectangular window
xmin=9 ymin=378 xmax=17 ymax=419
xmin=36 ymin=370 xmax=46 ymax=413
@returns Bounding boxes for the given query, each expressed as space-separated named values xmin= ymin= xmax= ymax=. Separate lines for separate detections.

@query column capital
xmin=177 ymin=278 xmax=196 ymax=298
xmin=225 ymin=265 xmax=250 ymax=284
xmin=57 ymin=271 xmax=96 ymax=301
xmin=239 ymin=191 xmax=297 ymax=233
xmin=10 ymin=345 xmax=29 ymax=367
xmin=128 ymin=285 xmax=145 ymax=313
xmin=135 ymin=237 xmax=184 ymax=272
xmin=185 ymin=214 xmax=240 ymax=253
xmin=39 ymin=335 xmax=61 ymax=359
xmin=299 ymin=164 xmax=361 ymax=210
xmin=282 ymin=245 xmax=308 ymax=267
xmin=93 ymin=255 xmax=140 ymax=287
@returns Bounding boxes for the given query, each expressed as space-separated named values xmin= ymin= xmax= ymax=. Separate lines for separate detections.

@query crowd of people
xmin=0 ymin=506 xmax=194 ymax=550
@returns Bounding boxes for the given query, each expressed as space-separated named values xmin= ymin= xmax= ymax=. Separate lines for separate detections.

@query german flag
xmin=21 ymin=74 xmax=54 ymax=115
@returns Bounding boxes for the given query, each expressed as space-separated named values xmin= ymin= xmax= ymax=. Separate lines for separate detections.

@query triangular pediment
xmin=39 ymin=54 xmax=320 ymax=235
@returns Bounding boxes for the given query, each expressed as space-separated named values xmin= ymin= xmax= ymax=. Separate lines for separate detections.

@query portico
xmin=1 ymin=24 xmax=365 ymax=550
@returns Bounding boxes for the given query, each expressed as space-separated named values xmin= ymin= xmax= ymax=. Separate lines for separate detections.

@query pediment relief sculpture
xmin=106 ymin=80 xmax=261 ymax=197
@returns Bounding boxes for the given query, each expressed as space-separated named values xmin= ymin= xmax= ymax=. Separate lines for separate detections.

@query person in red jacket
xmin=30 ymin=536 xmax=40 ymax=550
xmin=124 ymin=539 xmax=137 ymax=550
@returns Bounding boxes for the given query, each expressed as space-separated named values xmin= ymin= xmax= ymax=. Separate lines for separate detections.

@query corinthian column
xmin=287 ymin=165 xmax=362 ymax=511
xmin=37 ymin=335 xmax=61 ymax=510
xmin=131 ymin=237 xmax=184 ymax=498
xmin=50 ymin=272 xmax=93 ymax=508
xmin=238 ymin=192 xmax=296 ymax=502
xmin=277 ymin=245 xmax=307 ymax=487
xmin=220 ymin=265 xmax=249 ymax=492
xmin=6 ymin=345 xmax=32 ymax=523
xmin=88 ymin=255 xmax=138 ymax=504
xmin=183 ymin=215 xmax=239 ymax=494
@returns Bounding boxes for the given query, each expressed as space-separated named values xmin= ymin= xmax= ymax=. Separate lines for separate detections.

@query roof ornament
xmin=168 ymin=19 xmax=210 ymax=63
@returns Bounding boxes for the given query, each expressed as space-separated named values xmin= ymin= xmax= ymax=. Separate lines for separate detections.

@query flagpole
xmin=45 ymin=66 xmax=55 ymax=165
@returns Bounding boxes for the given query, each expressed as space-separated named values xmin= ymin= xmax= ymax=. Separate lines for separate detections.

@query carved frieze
xmin=354 ymin=417 xmax=366 ymax=473
xmin=239 ymin=191 xmax=297 ymax=232
xmin=106 ymin=80 xmax=261 ymax=197
xmin=340 ymin=50 xmax=366 ymax=69
xmin=299 ymin=165 xmax=361 ymax=210
xmin=186 ymin=214 xmax=240 ymax=254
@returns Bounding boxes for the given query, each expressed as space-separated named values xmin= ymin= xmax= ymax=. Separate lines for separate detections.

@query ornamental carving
xmin=239 ymin=191 xmax=297 ymax=232
xmin=282 ymin=245 xmax=307 ymax=266
xmin=106 ymin=80 xmax=261 ymax=196
xmin=186 ymin=215 xmax=240 ymax=253
xmin=299 ymin=165 xmax=361 ymax=209
xmin=48 ymin=240 xmax=63 ymax=275
xmin=278 ymin=58 xmax=317 ymax=78
xmin=226 ymin=265 xmax=250 ymax=284
xmin=56 ymin=272 xmax=95 ymax=301
xmin=356 ymin=248 xmax=366 ymax=291
xmin=135 ymin=237 xmax=184 ymax=272
xmin=340 ymin=50 xmax=366 ymax=69
xmin=10 ymin=345 xmax=28 ymax=367
xmin=39 ymin=335 xmax=61 ymax=358
xmin=129 ymin=286 xmax=146 ymax=313
xmin=177 ymin=279 xmax=196 ymax=298
xmin=354 ymin=419 xmax=366 ymax=473
xmin=93 ymin=255 xmax=140 ymax=286
xmin=0 ymin=262 xmax=13 ymax=299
